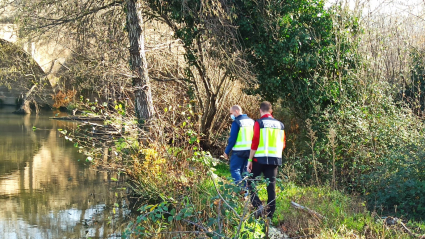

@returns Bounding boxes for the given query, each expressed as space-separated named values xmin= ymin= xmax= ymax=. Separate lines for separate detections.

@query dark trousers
xmin=249 ymin=161 xmax=278 ymax=218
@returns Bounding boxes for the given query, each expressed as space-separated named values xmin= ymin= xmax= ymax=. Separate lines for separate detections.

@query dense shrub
xmin=400 ymin=49 xmax=425 ymax=115
xmin=235 ymin=0 xmax=360 ymax=118
xmin=361 ymin=144 xmax=425 ymax=220
xmin=321 ymin=83 xmax=423 ymax=180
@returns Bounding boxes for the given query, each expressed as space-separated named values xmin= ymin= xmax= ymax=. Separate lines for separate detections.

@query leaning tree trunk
xmin=125 ymin=0 xmax=154 ymax=124
xmin=14 ymin=84 xmax=38 ymax=114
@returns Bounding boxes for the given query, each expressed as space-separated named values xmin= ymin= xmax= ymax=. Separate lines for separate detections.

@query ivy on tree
xmin=234 ymin=0 xmax=359 ymax=117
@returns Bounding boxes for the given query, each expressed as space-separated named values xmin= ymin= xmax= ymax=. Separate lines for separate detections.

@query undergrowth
xmin=123 ymin=158 xmax=425 ymax=238
xmin=62 ymin=97 xmax=425 ymax=238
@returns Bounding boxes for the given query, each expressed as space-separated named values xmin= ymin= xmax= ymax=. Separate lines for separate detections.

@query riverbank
xmin=121 ymin=156 xmax=425 ymax=238
xmin=55 ymin=102 xmax=425 ymax=238
xmin=214 ymin=163 xmax=425 ymax=239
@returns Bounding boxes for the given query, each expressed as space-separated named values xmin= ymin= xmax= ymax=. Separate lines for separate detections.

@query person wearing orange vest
xmin=247 ymin=101 xmax=286 ymax=219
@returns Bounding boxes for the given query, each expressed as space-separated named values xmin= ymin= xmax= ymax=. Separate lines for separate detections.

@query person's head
xmin=259 ymin=101 xmax=272 ymax=116
xmin=230 ymin=105 xmax=242 ymax=120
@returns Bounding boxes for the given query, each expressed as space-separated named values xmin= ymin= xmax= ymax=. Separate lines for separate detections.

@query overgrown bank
xmin=58 ymin=93 xmax=425 ymax=238
xmin=3 ymin=0 xmax=425 ymax=237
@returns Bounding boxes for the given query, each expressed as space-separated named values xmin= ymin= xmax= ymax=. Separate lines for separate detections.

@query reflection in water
xmin=0 ymin=107 xmax=129 ymax=238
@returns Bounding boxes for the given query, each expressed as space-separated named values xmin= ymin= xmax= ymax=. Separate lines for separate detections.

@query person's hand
xmin=223 ymin=152 xmax=228 ymax=160
xmin=247 ymin=161 xmax=253 ymax=173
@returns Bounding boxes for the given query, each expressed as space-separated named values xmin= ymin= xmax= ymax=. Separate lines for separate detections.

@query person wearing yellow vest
xmin=223 ymin=105 xmax=255 ymax=185
xmin=247 ymin=101 xmax=286 ymax=219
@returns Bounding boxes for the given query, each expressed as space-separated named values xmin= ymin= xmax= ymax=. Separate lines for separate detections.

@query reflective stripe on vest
xmin=254 ymin=118 xmax=285 ymax=164
xmin=232 ymin=118 xmax=255 ymax=151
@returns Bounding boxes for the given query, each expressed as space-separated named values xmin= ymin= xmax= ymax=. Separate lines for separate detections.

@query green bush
xmin=282 ymin=79 xmax=425 ymax=187
xmin=361 ymin=144 xmax=425 ymax=220
xmin=235 ymin=0 xmax=360 ymax=117
xmin=319 ymin=85 xmax=424 ymax=183
xmin=279 ymin=75 xmax=425 ymax=222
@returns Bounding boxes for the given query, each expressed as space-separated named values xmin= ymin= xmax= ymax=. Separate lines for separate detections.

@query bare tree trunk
xmin=14 ymin=84 xmax=38 ymax=114
xmin=125 ymin=0 xmax=154 ymax=123
xmin=200 ymin=94 xmax=217 ymax=140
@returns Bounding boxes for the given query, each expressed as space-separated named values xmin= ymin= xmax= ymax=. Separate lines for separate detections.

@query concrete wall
xmin=0 ymin=86 xmax=20 ymax=105
xmin=0 ymin=23 xmax=69 ymax=106
xmin=0 ymin=23 xmax=72 ymax=88
xmin=0 ymin=84 xmax=53 ymax=106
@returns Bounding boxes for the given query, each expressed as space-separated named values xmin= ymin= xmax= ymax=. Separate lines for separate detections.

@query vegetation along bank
xmin=1 ymin=0 xmax=425 ymax=238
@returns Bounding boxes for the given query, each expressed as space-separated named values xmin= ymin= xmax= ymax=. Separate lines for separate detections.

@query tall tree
xmin=4 ymin=0 xmax=154 ymax=122
xmin=125 ymin=0 xmax=154 ymax=123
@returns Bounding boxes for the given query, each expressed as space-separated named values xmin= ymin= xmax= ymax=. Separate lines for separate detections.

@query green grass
xmin=212 ymin=161 xmax=231 ymax=178
xmin=128 ymin=159 xmax=425 ymax=238
xmin=256 ymin=182 xmax=425 ymax=238
xmin=211 ymin=163 xmax=425 ymax=238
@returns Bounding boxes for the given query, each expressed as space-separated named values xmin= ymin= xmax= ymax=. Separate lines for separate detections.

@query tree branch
xmin=27 ymin=1 xmax=124 ymax=30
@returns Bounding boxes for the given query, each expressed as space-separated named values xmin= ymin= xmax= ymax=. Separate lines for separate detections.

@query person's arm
xmin=247 ymin=121 xmax=260 ymax=172
xmin=282 ymin=130 xmax=286 ymax=150
xmin=250 ymin=121 xmax=260 ymax=152
xmin=224 ymin=121 xmax=239 ymax=157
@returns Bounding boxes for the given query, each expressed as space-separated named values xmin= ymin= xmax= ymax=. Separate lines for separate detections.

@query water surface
xmin=0 ymin=106 xmax=128 ymax=239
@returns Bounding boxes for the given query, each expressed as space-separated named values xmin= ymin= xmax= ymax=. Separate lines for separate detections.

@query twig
xmin=289 ymin=234 xmax=317 ymax=239
xmin=217 ymin=199 xmax=222 ymax=235
xmin=291 ymin=201 xmax=326 ymax=221
xmin=398 ymin=220 xmax=423 ymax=238
xmin=235 ymin=191 xmax=251 ymax=239
xmin=400 ymin=221 xmax=415 ymax=235
xmin=211 ymin=175 xmax=239 ymax=217
xmin=246 ymin=176 xmax=277 ymax=218
xmin=181 ymin=219 xmax=225 ymax=238
xmin=385 ymin=217 xmax=423 ymax=238
xmin=50 ymin=116 xmax=106 ymax=121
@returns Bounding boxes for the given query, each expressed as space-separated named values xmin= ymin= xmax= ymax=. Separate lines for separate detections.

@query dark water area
xmin=0 ymin=106 xmax=130 ymax=239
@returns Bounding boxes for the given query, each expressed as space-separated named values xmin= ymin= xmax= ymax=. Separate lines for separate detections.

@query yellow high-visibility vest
xmin=254 ymin=117 xmax=285 ymax=165
xmin=232 ymin=116 xmax=255 ymax=151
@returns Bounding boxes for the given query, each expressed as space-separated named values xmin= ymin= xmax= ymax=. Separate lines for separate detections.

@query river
xmin=0 ymin=106 xmax=130 ymax=239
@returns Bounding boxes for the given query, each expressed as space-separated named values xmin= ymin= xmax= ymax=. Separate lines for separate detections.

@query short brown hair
xmin=260 ymin=101 xmax=272 ymax=112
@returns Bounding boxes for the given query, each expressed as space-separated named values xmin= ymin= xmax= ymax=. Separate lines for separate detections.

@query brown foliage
xmin=52 ymin=90 xmax=77 ymax=108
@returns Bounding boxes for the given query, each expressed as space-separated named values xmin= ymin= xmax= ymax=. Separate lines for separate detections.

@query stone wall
xmin=0 ymin=1 xmax=66 ymax=108
xmin=0 ymin=84 xmax=54 ymax=106
xmin=0 ymin=22 xmax=73 ymax=90
xmin=0 ymin=86 xmax=20 ymax=105
xmin=0 ymin=38 xmax=55 ymax=107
